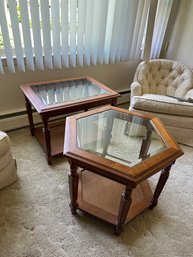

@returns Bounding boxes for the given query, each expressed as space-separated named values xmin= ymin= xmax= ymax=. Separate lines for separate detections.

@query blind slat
xmin=115 ymin=0 xmax=128 ymax=62
xmin=151 ymin=0 xmax=173 ymax=58
xmin=129 ymin=0 xmax=145 ymax=60
xmin=0 ymin=1 xmax=15 ymax=73
xmin=61 ymin=0 xmax=69 ymax=67
xmin=40 ymin=0 xmax=53 ymax=69
xmin=104 ymin=0 xmax=116 ymax=64
xmin=51 ymin=0 xmax=61 ymax=68
xmin=0 ymin=56 xmax=3 ymax=74
xmin=120 ymin=0 xmax=139 ymax=61
xmin=84 ymin=0 xmax=94 ymax=66
xmin=134 ymin=0 xmax=150 ymax=59
xmin=91 ymin=0 xmax=103 ymax=65
xmin=69 ymin=0 xmax=77 ymax=67
xmin=109 ymin=0 xmax=123 ymax=63
xmin=157 ymin=0 xmax=173 ymax=57
xmin=151 ymin=0 xmax=164 ymax=58
xmin=8 ymin=0 xmax=25 ymax=72
xmin=77 ymin=0 xmax=85 ymax=66
xmin=30 ymin=0 xmax=44 ymax=70
xmin=19 ymin=0 xmax=34 ymax=71
xmin=96 ymin=0 xmax=108 ymax=65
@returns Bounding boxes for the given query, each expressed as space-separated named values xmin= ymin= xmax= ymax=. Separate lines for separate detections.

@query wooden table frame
xmin=20 ymin=77 xmax=120 ymax=164
xmin=64 ymin=106 xmax=183 ymax=235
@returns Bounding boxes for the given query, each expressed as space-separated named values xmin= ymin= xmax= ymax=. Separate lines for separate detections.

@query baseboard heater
xmin=116 ymin=89 xmax=130 ymax=105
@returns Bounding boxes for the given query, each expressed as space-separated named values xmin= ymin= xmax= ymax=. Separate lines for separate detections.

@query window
xmin=0 ymin=0 xmax=173 ymax=74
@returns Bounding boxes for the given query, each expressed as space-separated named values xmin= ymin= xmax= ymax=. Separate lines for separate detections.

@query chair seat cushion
xmin=131 ymin=94 xmax=193 ymax=117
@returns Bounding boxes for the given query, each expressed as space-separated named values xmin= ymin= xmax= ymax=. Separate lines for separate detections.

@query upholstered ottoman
xmin=0 ymin=131 xmax=18 ymax=189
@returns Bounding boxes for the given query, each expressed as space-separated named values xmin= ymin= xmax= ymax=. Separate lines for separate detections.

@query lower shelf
xmin=34 ymin=121 xmax=65 ymax=156
xmin=77 ymin=169 xmax=153 ymax=225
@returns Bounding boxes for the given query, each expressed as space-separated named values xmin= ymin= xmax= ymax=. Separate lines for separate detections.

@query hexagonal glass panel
xmin=76 ymin=110 xmax=167 ymax=167
xmin=31 ymin=79 xmax=108 ymax=106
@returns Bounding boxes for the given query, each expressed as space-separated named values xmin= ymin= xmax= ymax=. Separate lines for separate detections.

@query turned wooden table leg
xmin=111 ymin=98 xmax=117 ymax=106
xmin=25 ymin=96 xmax=34 ymax=136
xmin=114 ymin=184 xmax=133 ymax=236
xmin=139 ymin=124 xmax=152 ymax=160
xmin=68 ymin=160 xmax=79 ymax=214
xmin=149 ymin=163 xmax=174 ymax=209
xmin=102 ymin=111 xmax=114 ymax=155
xmin=42 ymin=115 xmax=52 ymax=165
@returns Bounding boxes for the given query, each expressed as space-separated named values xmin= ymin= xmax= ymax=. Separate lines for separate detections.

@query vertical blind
xmin=0 ymin=0 xmax=173 ymax=74
xmin=150 ymin=0 xmax=173 ymax=59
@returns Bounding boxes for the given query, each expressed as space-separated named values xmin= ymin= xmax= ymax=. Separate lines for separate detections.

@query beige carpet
xmin=1 ymin=127 xmax=193 ymax=257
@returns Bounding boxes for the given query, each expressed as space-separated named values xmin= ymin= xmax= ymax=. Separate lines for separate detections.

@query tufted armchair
xmin=129 ymin=59 xmax=193 ymax=146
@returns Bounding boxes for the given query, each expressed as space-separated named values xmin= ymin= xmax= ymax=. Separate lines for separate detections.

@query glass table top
xmin=31 ymin=78 xmax=108 ymax=106
xmin=76 ymin=110 xmax=167 ymax=167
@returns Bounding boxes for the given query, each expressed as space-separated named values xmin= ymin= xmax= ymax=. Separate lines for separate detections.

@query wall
xmin=166 ymin=0 xmax=193 ymax=68
xmin=0 ymin=61 xmax=138 ymax=116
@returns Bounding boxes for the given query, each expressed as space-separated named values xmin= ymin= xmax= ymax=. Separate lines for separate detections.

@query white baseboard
xmin=0 ymin=113 xmax=41 ymax=132
xmin=117 ymin=92 xmax=130 ymax=105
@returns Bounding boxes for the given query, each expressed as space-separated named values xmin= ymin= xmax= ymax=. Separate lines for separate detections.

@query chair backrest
xmin=134 ymin=59 xmax=193 ymax=98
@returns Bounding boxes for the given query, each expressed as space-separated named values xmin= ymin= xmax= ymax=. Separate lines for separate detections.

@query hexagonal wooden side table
xmin=64 ymin=106 xmax=183 ymax=235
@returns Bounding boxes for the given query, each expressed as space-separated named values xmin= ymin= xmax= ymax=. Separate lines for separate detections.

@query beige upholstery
xmin=129 ymin=59 xmax=193 ymax=146
xmin=0 ymin=131 xmax=18 ymax=189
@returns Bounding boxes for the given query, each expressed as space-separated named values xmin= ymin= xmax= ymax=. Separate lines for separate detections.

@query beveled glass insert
xmin=77 ymin=110 xmax=167 ymax=167
xmin=31 ymin=79 xmax=108 ymax=106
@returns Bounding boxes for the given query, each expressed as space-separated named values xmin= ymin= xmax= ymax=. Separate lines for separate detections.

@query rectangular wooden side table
xmin=20 ymin=77 xmax=119 ymax=164
xmin=64 ymin=106 xmax=183 ymax=235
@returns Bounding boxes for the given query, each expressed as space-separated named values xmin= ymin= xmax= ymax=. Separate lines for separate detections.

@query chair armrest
xmin=130 ymin=82 xmax=142 ymax=101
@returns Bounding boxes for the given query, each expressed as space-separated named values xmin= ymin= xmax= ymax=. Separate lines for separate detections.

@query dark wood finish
xmin=139 ymin=123 xmax=153 ymax=160
xmin=64 ymin=106 xmax=184 ymax=235
xmin=149 ymin=162 xmax=173 ymax=209
xmin=33 ymin=121 xmax=65 ymax=155
xmin=41 ymin=115 xmax=52 ymax=164
xmin=102 ymin=111 xmax=114 ymax=155
xmin=20 ymin=77 xmax=120 ymax=164
xmin=114 ymin=184 xmax=133 ymax=235
xmin=68 ymin=160 xmax=79 ymax=214
xmin=25 ymin=96 xmax=34 ymax=136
